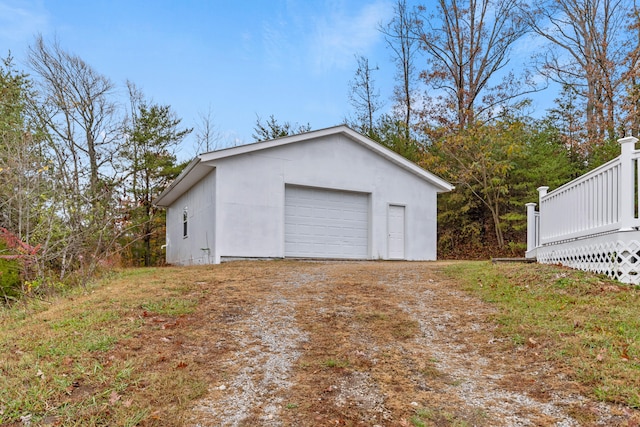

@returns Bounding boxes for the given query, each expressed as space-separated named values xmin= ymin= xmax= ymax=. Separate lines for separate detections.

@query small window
xmin=183 ymin=207 xmax=188 ymax=238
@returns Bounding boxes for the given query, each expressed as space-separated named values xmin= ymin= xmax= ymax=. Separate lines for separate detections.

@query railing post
xmin=619 ymin=136 xmax=638 ymax=231
xmin=525 ymin=202 xmax=537 ymax=256
xmin=537 ymin=186 xmax=549 ymax=244
xmin=537 ymin=186 xmax=548 ymax=198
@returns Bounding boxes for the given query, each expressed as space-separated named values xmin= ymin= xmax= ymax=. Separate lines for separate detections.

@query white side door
xmin=388 ymin=204 xmax=405 ymax=259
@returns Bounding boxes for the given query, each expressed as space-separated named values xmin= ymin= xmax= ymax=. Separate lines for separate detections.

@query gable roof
xmin=154 ymin=125 xmax=453 ymax=207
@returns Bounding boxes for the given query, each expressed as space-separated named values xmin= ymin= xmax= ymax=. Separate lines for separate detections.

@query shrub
xmin=0 ymin=239 xmax=22 ymax=303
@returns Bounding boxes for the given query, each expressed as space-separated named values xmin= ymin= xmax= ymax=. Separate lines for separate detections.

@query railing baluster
xmin=636 ymin=158 xmax=640 ymax=220
xmin=607 ymin=169 xmax=611 ymax=223
xmin=616 ymin=164 xmax=619 ymax=222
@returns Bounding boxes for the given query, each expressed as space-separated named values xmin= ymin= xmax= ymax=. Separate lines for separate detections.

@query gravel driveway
xmin=184 ymin=261 xmax=635 ymax=426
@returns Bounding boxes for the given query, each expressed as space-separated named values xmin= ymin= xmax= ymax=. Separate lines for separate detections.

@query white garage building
xmin=154 ymin=126 xmax=453 ymax=265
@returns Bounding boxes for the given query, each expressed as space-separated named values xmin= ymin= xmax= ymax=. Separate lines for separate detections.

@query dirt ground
xmin=149 ymin=260 xmax=638 ymax=426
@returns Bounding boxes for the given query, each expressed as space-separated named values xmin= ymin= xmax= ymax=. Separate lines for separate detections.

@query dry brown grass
xmin=1 ymin=260 xmax=639 ymax=426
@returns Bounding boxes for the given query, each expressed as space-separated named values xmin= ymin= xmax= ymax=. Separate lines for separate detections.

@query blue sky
xmin=1 ymin=0 xmax=552 ymax=160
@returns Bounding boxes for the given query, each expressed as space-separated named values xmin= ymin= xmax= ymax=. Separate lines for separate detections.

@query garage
xmin=284 ymin=185 xmax=369 ymax=259
xmin=155 ymin=125 xmax=453 ymax=264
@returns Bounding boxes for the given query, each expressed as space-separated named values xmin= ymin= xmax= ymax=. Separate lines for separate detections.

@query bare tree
xmin=348 ymin=55 xmax=382 ymax=137
xmin=28 ymin=36 xmax=120 ymax=198
xmin=195 ymin=105 xmax=221 ymax=153
xmin=626 ymin=2 xmax=640 ymax=136
xmin=27 ymin=36 xmax=122 ymax=279
xmin=380 ymin=0 xmax=421 ymax=137
xmin=525 ymin=0 xmax=639 ymax=144
xmin=418 ymin=0 xmax=531 ymax=130
xmin=0 ymin=55 xmax=49 ymax=247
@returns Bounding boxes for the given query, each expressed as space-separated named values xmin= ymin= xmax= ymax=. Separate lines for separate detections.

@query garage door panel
xmin=285 ymin=186 xmax=369 ymax=259
xmin=343 ymin=228 xmax=362 ymax=238
xmin=299 ymin=207 xmax=313 ymax=217
xmin=327 ymin=208 xmax=342 ymax=219
xmin=327 ymin=226 xmax=343 ymax=237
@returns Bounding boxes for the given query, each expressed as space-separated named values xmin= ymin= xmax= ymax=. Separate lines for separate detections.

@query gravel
xmin=188 ymin=262 xmax=636 ymax=426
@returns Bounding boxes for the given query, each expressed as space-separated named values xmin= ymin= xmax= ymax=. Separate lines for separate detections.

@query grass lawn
xmin=0 ymin=260 xmax=638 ymax=426
xmin=445 ymin=262 xmax=640 ymax=408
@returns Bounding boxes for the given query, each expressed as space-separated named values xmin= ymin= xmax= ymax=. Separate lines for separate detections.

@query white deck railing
xmin=527 ymin=136 xmax=640 ymax=253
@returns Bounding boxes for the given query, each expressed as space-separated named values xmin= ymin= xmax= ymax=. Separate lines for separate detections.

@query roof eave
xmin=153 ymin=157 xmax=202 ymax=207
xmin=338 ymin=127 xmax=454 ymax=193
xmin=154 ymin=125 xmax=454 ymax=207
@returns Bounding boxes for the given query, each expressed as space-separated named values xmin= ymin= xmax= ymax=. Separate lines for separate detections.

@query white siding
xmin=165 ymin=132 xmax=443 ymax=263
xmin=165 ymin=169 xmax=216 ymax=265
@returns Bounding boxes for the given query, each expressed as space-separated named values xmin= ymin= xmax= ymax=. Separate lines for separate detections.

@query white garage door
xmin=285 ymin=186 xmax=369 ymax=259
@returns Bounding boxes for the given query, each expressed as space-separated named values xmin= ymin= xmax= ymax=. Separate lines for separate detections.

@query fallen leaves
xmin=600 ymin=285 xmax=624 ymax=293
xmin=109 ymin=391 xmax=121 ymax=405
xmin=596 ymin=345 xmax=633 ymax=362
xmin=621 ymin=344 xmax=631 ymax=362
xmin=108 ymin=391 xmax=133 ymax=408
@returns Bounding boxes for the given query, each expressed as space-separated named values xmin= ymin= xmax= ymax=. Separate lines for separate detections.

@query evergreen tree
xmin=120 ymin=90 xmax=191 ymax=266
xmin=252 ymin=115 xmax=311 ymax=142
